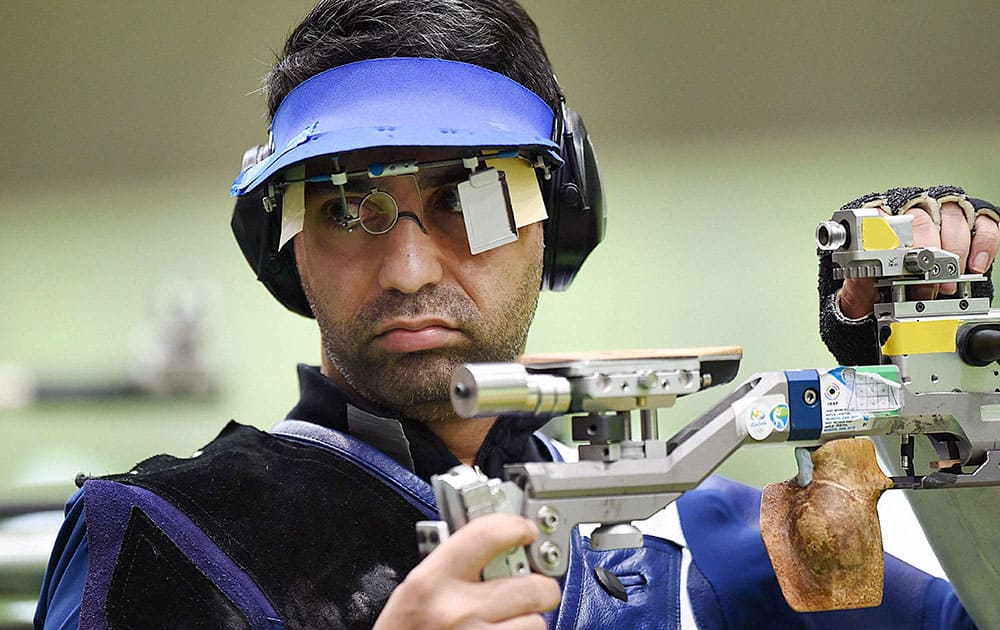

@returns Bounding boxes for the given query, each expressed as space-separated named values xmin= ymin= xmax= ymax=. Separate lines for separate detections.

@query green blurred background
xmin=0 ymin=2 xmax=998 ymax=620
xmin=3 ymin=0 xmax=999 ymax=498
xmin=0 ymin=0 xmax=1000 ymax=494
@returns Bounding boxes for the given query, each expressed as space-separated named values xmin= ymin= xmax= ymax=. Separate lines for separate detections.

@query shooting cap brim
xmin=231 ymin=57 xmax=561 ymax=196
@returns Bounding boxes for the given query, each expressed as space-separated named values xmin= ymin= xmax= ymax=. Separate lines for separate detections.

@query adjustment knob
xmin=560 ymin=183 xmax=583 ymax=209
xmin=957 ymin=326 xmax=1000 ymax=366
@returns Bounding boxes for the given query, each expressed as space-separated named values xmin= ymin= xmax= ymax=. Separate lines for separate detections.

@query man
xmin=35 ymin=1 xmax=998 ymax=628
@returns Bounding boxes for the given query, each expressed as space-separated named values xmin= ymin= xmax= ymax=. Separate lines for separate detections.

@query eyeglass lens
xmin=358 ymin=190 xmax=399 ymax=234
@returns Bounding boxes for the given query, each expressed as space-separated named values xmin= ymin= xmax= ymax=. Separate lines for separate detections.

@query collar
xmin=285 ymin=364 xmax=554 ymax=480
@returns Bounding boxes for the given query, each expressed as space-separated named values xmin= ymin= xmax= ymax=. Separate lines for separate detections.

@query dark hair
xmin=265 ymin=0 xmax=560 ymax=119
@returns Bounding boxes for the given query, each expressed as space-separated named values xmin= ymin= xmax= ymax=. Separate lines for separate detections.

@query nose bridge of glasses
xmin=345 ymin=173 xmax=419 ymax=236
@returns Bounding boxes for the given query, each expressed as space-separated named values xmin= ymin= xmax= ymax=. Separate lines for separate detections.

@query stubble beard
xmin=302 ymin=264 xmax=542 ymax=425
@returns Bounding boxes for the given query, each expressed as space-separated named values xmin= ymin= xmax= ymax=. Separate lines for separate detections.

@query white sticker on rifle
xmin=735 ymin=394 xmax=788 ymax=441
xmin=819 ymin=366 xmax=901 ymax=434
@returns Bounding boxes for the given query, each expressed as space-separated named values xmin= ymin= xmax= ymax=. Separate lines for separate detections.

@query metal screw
xmin=637 ymin=371 xmax=657 ymax=390
xmin=538 ymin=541 xmax=561 ymax=570
xmin=803 ymin=389 xmax=818 ymax=405
xmin=537 ymin=506 xmax=561 ymax=533
xmin=677 ymin=370 xmax=691 ymax=387
xmin=915 ymin=302 xmax=926 ymax=313
xmin=960 ymin=299 xmax=969 ymax=311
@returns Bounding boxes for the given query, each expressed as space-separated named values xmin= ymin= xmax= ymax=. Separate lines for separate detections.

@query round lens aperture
xmin=358 ymin=190 xmax=398 ymax=234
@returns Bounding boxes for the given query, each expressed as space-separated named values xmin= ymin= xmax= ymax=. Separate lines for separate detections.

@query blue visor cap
xmin=231 ymin=57 xmax=562 ymax=196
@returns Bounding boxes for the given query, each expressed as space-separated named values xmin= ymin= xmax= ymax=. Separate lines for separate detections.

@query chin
xmin=348 ymin=352 xmax=457 ymax=412
xmin=397 ymin=401 xmax=462 ymax=425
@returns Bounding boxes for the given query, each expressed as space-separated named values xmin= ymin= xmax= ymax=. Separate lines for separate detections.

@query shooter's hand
xmin=374 ymin=513 xmax=561 ymax=629
xmin=837 ymin=187 xmax=1000 ymax=319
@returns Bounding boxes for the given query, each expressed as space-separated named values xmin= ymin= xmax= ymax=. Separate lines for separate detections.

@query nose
xmin=376 ymin=185 xmax=444 ymax=294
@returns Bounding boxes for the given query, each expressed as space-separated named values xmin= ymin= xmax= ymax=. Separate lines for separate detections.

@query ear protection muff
xmin=231 ymin=184 xmax=314 ymax=317
xmin=230 ymin=78 xmax=605 ymax=318
xmin=540 ymin=100 xmax=605 ymax=291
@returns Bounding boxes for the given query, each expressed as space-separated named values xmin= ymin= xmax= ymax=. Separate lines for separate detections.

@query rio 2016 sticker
xmin=739 ymin=395 xmax=788 ymax=441
xmin=770 ymin=404 xmax=789 ymax=431
xmin=748 ymin=406 xmax=770 ymax=440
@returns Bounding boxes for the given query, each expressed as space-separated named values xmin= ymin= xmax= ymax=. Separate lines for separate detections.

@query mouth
xmin=371 ymin=318 xmax=465 ymax=353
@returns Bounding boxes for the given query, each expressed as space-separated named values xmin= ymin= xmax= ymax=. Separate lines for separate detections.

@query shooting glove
xmin=818 ymin=186 xmax=998 ymax=365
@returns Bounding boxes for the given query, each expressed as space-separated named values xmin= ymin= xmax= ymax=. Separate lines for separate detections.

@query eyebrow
xmin=417 ymin=165 xmax=468 ymax=189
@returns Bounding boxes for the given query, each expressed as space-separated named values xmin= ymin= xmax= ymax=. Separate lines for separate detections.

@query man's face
xmin=294 ymin=149 xmax=544 ymax=424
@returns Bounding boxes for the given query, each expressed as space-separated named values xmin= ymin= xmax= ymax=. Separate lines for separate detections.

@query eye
xmin=427 ymin=186 xmax=463 ymax=215
xmin=320 ymin=197 xmax=350 ymax=222
xmin=318 ymin=194 xmax=363 ymax=229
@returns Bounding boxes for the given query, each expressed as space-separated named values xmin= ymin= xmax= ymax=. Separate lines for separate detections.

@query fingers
xmin=970 ymin=213 xmax=1000 ymax=274
xmin=489 ymin=615 xmax=550 ymax=630
xmin=837 ymin=279 xmax=879 ymax=319
xmin=909 ymin=202 xmax=998 ymax=296
xmin=374 ymin=513 xmax=562 ymax=630
xmin=467 ymin=573 xmax=562 ymax=621
xmin=833 ymin=189 xmax=999 ymax=318
xmin=400 ymin=575 xmax=559 ymax=628
xmin=937 ymin=202 xmax=972 ymax=295
xmin=417 ymin=513 xmax=539 ymax=582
